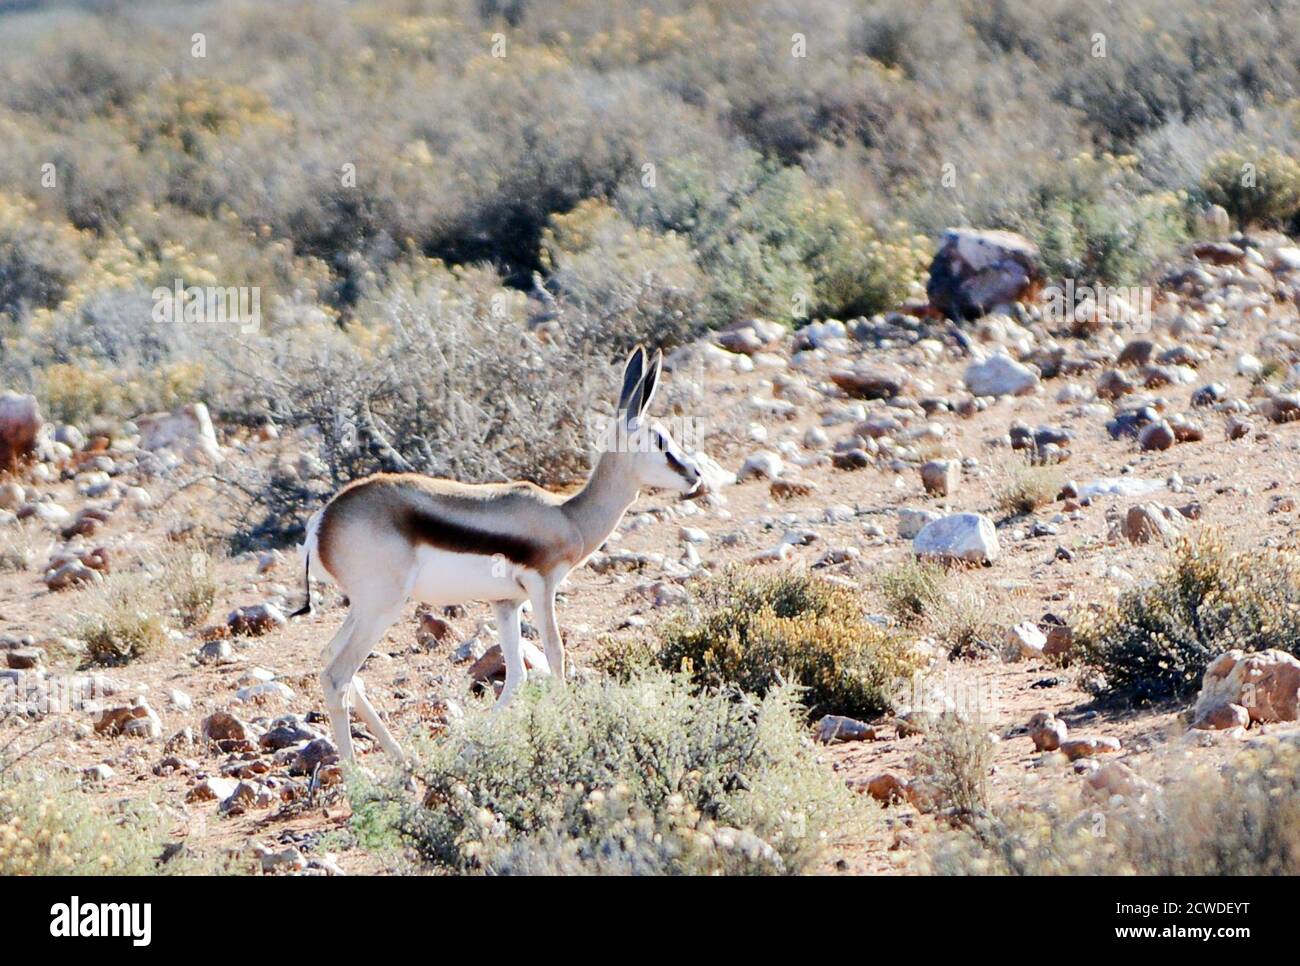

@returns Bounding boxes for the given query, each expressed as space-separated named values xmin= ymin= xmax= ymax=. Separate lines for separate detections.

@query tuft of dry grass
xmin=914 ymin=713 xmax=995 ymax=823
xmin=934 ymin=588 xmax=1001 ymax=661
xmin=993 ymin=461 xmax=1060 ymax=518
xmin=877 ymin=558 xmax=948 ymax=626
xmin=76 ymin=572 xmax=170 ymax=666
xmin=158 ymin=541 xmax=222 ymax=629
xmin=0 ymin=521 xmax=37 ymax=572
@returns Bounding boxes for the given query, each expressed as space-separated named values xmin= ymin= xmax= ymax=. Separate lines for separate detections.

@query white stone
xmin=1005 ymin=622 xmax=1047 ymax=660
xmin=964 ymin=354 xmax=1040 ymax=397
xmin=737 ymin=450 xmax=784 ymax=481
xmin=136 ymin=402 xmax=222 ymax=464
xmin=913 ymin=513 xmax=1000 ymax=565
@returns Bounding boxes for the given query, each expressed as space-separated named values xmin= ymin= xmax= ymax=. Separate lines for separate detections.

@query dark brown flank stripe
xmin=396 ymin=506 xmax=545 ymax=568
xmin=665 ymin=450 xmax=691 ymax=480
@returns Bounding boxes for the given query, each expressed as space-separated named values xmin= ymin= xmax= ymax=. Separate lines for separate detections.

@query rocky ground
xmin=5 ymin=229 xmax=1300 ymax=875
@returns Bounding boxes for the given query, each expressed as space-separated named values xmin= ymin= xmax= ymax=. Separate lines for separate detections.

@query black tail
xmin=288 ymin=555 xmax=312 ymax=617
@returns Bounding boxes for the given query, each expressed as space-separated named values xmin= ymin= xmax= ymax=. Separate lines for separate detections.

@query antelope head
xmin=608 ymin=346 xmax=702 ymax=497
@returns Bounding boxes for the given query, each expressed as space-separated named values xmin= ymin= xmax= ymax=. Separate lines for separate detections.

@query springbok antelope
xmin=295 ymin=346 xmax=702 ymax=761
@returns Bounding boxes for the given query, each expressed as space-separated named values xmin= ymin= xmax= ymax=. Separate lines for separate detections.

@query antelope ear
xmin=637 ymin=349 xmax=663 ymax=417
xmin=618 ymin=345 xmax=646 ymax=416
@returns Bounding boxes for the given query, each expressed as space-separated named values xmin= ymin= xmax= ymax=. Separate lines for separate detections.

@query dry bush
xmin=223 ymin=258 xmax=638 ymax=547
xmin=929 ymin=739 xmax=1300 ymax=875
xmin=914 ymin=713 xmax=995 ymax=822
xmin=350 ymin=667 xmax=855 ymax=875
xmin=874 ymin=561 xmax=1000 ymax=660
xmin=157 ymin=541 xmax=222 ymax=629
xmin=0 ymin=737 xmax=238 ymax=875
xmin=934 ymin=587 xmax=1001 ymax=661
xmin=649 ymin=568 xmax=922 ymax=719
xmin=1076 ymin=533 xmax=1300 ymax=704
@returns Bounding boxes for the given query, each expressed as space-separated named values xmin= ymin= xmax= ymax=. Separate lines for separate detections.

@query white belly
xmin=409 ymin=546 xmax=527 ymax=606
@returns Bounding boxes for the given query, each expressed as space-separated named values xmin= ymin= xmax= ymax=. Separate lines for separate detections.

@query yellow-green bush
xmin=653 ymin=568 xmax=922 ymax=719
xmin=1201 ymin=148 xmax=1300 ymax=230
xmin=0 ymin=193 xmax=86 ymax=320
xmin=620 ymin=153 xmax=927 ymax=326
xmin=38 ymin=359 xmax=207 ymax=428
xmin=541 ymin=199 xmax=711 ymax=350
xmin=0 ymin=760 xmax=240 ymax=875
xmin=0 ymin=776 xmax=169 ymax=875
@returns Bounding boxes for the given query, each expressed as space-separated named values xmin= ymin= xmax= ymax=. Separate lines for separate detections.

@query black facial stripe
xmin=665 ymin=450 xmax=691 ymax=478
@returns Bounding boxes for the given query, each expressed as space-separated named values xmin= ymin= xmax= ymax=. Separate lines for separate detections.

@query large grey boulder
xmin=927 ymin=229 xmax=1043 ymax=320
xmin=0 ymin=392 xmax=42 ymax=472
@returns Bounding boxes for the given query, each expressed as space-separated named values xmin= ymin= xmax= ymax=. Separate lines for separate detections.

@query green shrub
xmin=619 ymin=152 xmax=927 ymax=326
xmin=929 ymin=739 xmax=1300 ymax=875
xmin=1077 ymin=534 xmax=1300 ymax=704
xmin=618 ymin=151 xmax=811 ymax=327
xmin=1201 ymin=148 xmax=1300 ymax=230
xmin=654 ymin=568 xmax=921 ymax=719
xmin=351 ymin=668 xmax=854 ymax=875
xmin=1023 ymin=155 xmax=1188 ymax=286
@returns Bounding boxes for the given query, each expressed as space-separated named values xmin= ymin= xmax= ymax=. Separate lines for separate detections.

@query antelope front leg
xmin=529 ymin=578 xmax=566 ymax=684
xmin=492 ymin=600 xmax=526 ymax=708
